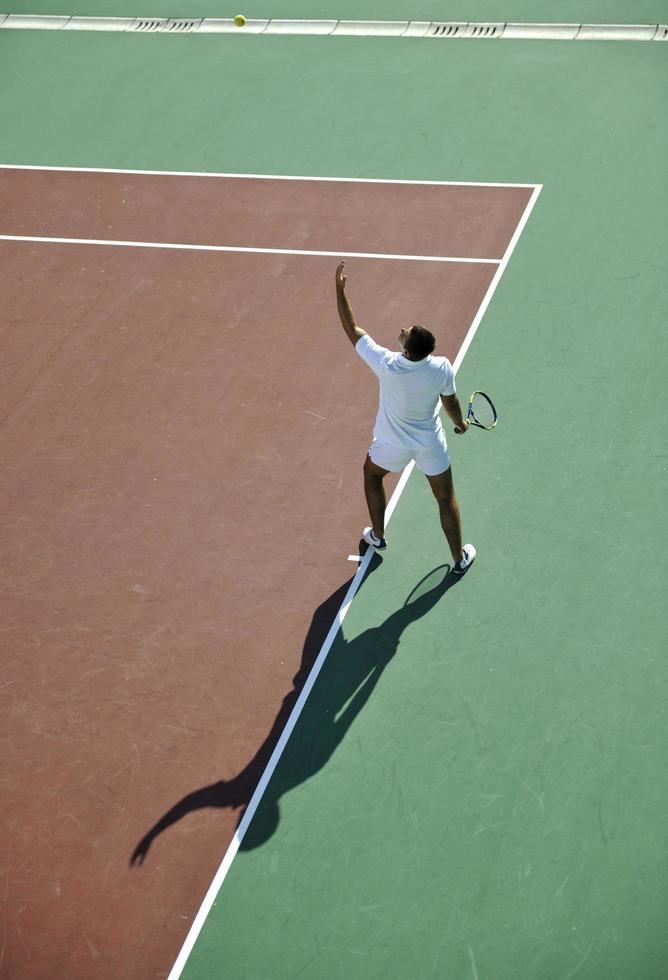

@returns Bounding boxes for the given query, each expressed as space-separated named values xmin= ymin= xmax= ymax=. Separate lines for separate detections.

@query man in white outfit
xmin=335 ymin=261 xmax=476 ymax=575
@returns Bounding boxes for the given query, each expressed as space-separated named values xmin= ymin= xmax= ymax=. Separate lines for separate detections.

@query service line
xmin=0 ymin=234 xmax=501 ymax=265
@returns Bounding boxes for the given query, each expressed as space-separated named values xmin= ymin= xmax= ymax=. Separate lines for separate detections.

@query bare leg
xmin=425 ymin=466 xmax=464 ymax=562
xmin=363 ymin=455 xmax=390 ymax=539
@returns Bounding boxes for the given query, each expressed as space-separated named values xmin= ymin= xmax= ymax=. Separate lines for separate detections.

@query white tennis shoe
xmin=362 ymin=527 xmax=387 ymax=551
xmin=453 ymin=543 xmax=476 ymax=575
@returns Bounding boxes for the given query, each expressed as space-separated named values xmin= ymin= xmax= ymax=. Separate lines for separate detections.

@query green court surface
xmin=1 ymin=12 xmax=667 ymax=980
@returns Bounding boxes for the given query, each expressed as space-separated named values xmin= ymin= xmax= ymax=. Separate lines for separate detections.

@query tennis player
xmin=335 ymin=261 xmax=475 ymax=575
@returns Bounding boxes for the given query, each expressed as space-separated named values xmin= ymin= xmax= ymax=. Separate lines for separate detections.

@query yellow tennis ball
xmin=234 ymin=14 xmax=246 ymax=26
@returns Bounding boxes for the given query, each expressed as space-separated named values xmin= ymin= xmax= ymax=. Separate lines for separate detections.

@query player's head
xmin=399 ymin=324 xmax=436 ymax=361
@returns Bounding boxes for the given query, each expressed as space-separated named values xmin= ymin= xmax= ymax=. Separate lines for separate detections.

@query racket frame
xmin=466 ymin=390 xmax=497 ymax=430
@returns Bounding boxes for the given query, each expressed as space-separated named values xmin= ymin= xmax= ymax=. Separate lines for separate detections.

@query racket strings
xmin=470 ymin=392 xmax=497 ymax=429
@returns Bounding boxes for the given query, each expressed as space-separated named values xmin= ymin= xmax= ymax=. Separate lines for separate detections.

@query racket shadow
xmin=130 ymin=560 xmax=458 ymax=864
xmin=241 ymin=562 xmax=461 ymax=850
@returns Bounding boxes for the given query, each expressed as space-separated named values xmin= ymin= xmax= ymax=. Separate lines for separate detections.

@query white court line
xmin=0 ymin=163 xmax=539 ymax=190
xmin=167 ymin=462 xmax=415 ymax=980
xmin=166 ymin=181 xmax=543 ymax=980
xmin=452 ymin=181 xmax=542 ymax=372
xmin=0 ymin=234 xmax=500 ymax=264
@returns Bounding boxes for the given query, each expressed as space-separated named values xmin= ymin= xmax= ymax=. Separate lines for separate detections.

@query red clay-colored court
xmin=2 ymin=169 xmax=534 ymax=978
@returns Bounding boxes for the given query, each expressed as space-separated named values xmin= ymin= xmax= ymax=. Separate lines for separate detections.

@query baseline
xmin=0 ymin=163 xmax=539 ymax=190
xmin=0 ymin=167 xmax=536 ymax=262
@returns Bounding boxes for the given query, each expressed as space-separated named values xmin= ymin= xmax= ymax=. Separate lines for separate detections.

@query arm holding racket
xmin=441 ymin=393 xmax=469 ymax=434
xmin=335 ymin=261 xmax=368 ymax=348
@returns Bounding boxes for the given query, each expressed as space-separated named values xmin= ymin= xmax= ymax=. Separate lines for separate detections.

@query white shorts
xmin=368 ymin=434 xmax=451 ymax=477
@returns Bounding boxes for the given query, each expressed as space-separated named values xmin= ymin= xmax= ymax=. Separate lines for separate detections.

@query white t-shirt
xmin=356 ymin=334 xmax=456 ymax=449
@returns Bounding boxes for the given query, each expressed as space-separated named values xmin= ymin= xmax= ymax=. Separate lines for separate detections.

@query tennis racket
xmin=462 ymin=391 xmax=497 ymax=430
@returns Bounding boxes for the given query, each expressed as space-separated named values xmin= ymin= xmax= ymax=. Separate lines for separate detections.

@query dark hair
xmin=405 ymin=324 xmax=436 ymax=360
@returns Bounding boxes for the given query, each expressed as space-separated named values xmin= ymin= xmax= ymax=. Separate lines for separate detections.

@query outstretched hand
xmin=335 ymin=261 xmax=347 ymax=291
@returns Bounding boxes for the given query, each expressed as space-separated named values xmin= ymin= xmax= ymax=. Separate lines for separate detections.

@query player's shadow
xmin=131 ymin=557 xmax=460 ymax=865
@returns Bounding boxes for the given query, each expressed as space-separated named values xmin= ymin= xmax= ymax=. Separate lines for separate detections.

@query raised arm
xmin=335 ymin=262 xmax=368 ymax=347
xmin=441 ymin=393 xmax=469 ymax=434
